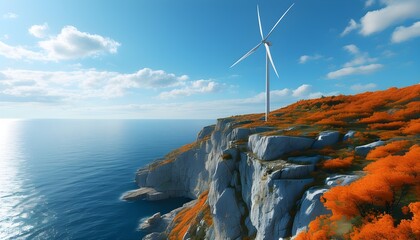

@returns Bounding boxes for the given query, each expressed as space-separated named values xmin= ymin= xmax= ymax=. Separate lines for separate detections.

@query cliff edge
xmin=124 ymin=85 xmax=420 ymax=240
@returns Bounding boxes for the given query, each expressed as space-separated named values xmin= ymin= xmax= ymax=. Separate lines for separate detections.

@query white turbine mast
xmin=230 ymin=3 xmax=295 ymax=121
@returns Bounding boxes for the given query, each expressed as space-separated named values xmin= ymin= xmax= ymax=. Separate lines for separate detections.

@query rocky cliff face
xmin=126 ymin=118 xmax=360 ymax=239
xmin=124 ymin=85 xmax=419 ymax=240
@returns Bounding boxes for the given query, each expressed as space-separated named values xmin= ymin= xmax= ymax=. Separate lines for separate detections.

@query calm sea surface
xmin=0 ymin=119 xmax=214 ymax=240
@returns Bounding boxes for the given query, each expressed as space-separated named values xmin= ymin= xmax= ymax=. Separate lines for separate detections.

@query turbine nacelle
xmin=263 ymin=41 xmax=272 ymax=46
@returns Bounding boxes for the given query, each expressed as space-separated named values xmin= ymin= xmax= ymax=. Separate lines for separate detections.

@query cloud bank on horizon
xmin=0 ymin=0 xmax=418 ymax=119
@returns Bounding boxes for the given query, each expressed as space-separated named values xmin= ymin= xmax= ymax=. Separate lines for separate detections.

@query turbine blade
xmin=230 ymin=42 xmax=263 ymax=68
xmin=264 ymin=43 xmax=279 ymax=78
xmin=264 ymin=3 xmax=295 ymax=41
xmin=257 ymin=5 xmax=264 ymax=40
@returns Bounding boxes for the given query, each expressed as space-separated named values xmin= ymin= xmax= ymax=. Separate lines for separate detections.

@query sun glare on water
xmin=0 ymin=119 xmax=32 ymax=239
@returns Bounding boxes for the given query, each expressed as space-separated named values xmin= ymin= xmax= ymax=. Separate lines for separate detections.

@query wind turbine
xmin=230 ymin=3 xmax=295 ymax=121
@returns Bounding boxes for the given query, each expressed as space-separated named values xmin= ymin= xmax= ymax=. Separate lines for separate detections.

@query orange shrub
xmin=297 ymin=203 xmax=420 ymax=240
xmin=402 ymin=119 xmax=420 ymax=135
xmin=407 ymin=202 xmax=420 ymax=235
xmin=364 ymin=145 xmax=420 ymax=178
xmin=369 ymin=121 xmax=406 ymax=130
xmin=323 ymin=145 xmax=419 ymax=219
xmin=322 ymin=157 xmax=353 ymax=169
xmin=295 ymin=215 xmax=336 ymax=240
xmin=351 ymin=214 xmax=409 ymax=240
xmin=350 ymin=202 xmax=420 ymax=240
xmin=322 ymin=174 xmax=395 ymax=219
xmin=366 ymin=140 xmax=410 ymax=160
xmin=359 ymin=112 xmax=395 ymax=124
xmin=376 ymin=130 xmax=403 ymax=140
xmin=394 ymin=103 xmax=420 ymax=119
xmin=315 ymin=118 xmax=347 ymax=127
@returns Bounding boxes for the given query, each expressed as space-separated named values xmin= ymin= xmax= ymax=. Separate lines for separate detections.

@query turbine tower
xmin=231 ymin=3 xmax=295 ymax=121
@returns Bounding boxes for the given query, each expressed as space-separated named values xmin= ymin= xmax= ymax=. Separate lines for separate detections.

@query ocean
xmin=0 ymin=119 xmax=214 ymax=240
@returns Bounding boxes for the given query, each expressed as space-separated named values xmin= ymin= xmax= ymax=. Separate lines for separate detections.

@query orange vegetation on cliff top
xmin=297 ymin=145 xmax=420 ymax=239
xmin=168 ymin=191 xmax=212 ymax=240
xmin=233 ymin=85 xmax=419 ymax=140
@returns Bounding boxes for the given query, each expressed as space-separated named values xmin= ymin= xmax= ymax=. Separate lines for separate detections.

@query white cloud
xmin=0 ymin=26 xmax=120 ymax=61
xmin=0 ymin=83 xmax=339 ymax=119
xmin=350 ymin=83 xmax=377 ymax=91
xmin=29 ymin=23 xmax=49 ymax=38
xmin=343 ymin=44 xmax=360 ymax=55
xmin=327 ymin=64 xmax=383 ymax=79
xmin=341 ymin=19 xmax=359 ymax=36
xmin=72 ymin=86 xmax=338 ymax=119
xmin=0 ymin=68 xmax=197 ymax=101
xmin=292 ymin=84 xmax=311 ymax=97
xmin=2 ymin=12 xmax=18 ymax=19
xmin=244 ymin=88 xmax=291 ymax=104
xmin=158 ymin=80 xmax=221 ymax=99
xmin=344 ymin=56 xmax=377 ymax=68
xmin=0 ymin=41 xmax=47 ymax=60
xmin=365 ymin=0 xmax=375 ymax=7
xmin=382 ymin=50 xmax=396 ymax=57
xmin=39 ymin=26 xmax=120 ymax=60
xmin=242 ymin=84 xmax=335 ymax=104
xmin=360 ymin=0 xmax=420 ymax=36
xmin=113 ymin=68 xmax=188 ymax=89
xmin=342 ymin=44 xmax=377 ymax=67
xmin=298 ymin=54 xmax=322 ymax=64
xmin=392 ymin=21 xmax=420 ymax=43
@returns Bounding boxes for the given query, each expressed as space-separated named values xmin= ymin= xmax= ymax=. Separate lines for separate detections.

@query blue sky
xmin=0 ymin=0 xmax=419 ymax=119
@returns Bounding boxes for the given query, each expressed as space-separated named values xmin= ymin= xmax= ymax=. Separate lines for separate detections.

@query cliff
xmin=124 ymin=84 xmax=420 ymax=240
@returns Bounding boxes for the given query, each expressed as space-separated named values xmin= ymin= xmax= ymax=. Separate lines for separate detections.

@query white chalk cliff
xmin=124 ymin=118 xmax=376 ymax=240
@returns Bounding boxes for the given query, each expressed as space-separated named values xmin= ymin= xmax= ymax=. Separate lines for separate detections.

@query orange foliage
xmin=322 ymin=156 xmax=353 ymax=169
xmin=402 ymin=119 xmax=420 ymax=135
xmin=315 ymin=118 xmax=347 ymax=127
xmin=298 ymin=202 xmax=420 ymax=240
xmin=168 ymin=191 xmax=212 ymax=240
xmin=322 ymin=174 xmax=395 ymax=219
xmin=149 ymin=140 xmax=203 ymax=170
xmin=323 ymin=145 xmax=419 ymax=219
xmin=407 ymin=202 xmax=420 ymax=236
xmin=300 ymin=144 xmax=419 ymax=239
xmin=232 ymin=85 xmax=419 ymax=144
xmin=295 ymin=215 xmax=336 ymax=240
xmin=359 ymin=112 xmax=395 ymax=124
xmin=394 ymin=102 xmax=420 ymax=120
xmin=369 ymin=121 xmax=406 ymax=130
xmin=364 ymin=145 xmax=420 ymax=178
xmin=366 ymin=140 xmax=410 ymax=160
xmin=351 ymin=214 xmax=410 ymax=240
xmin=350 ymin=202 xmax=420 ymax=240
xmin=376 ymin=130 xmax=403 ymax=140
